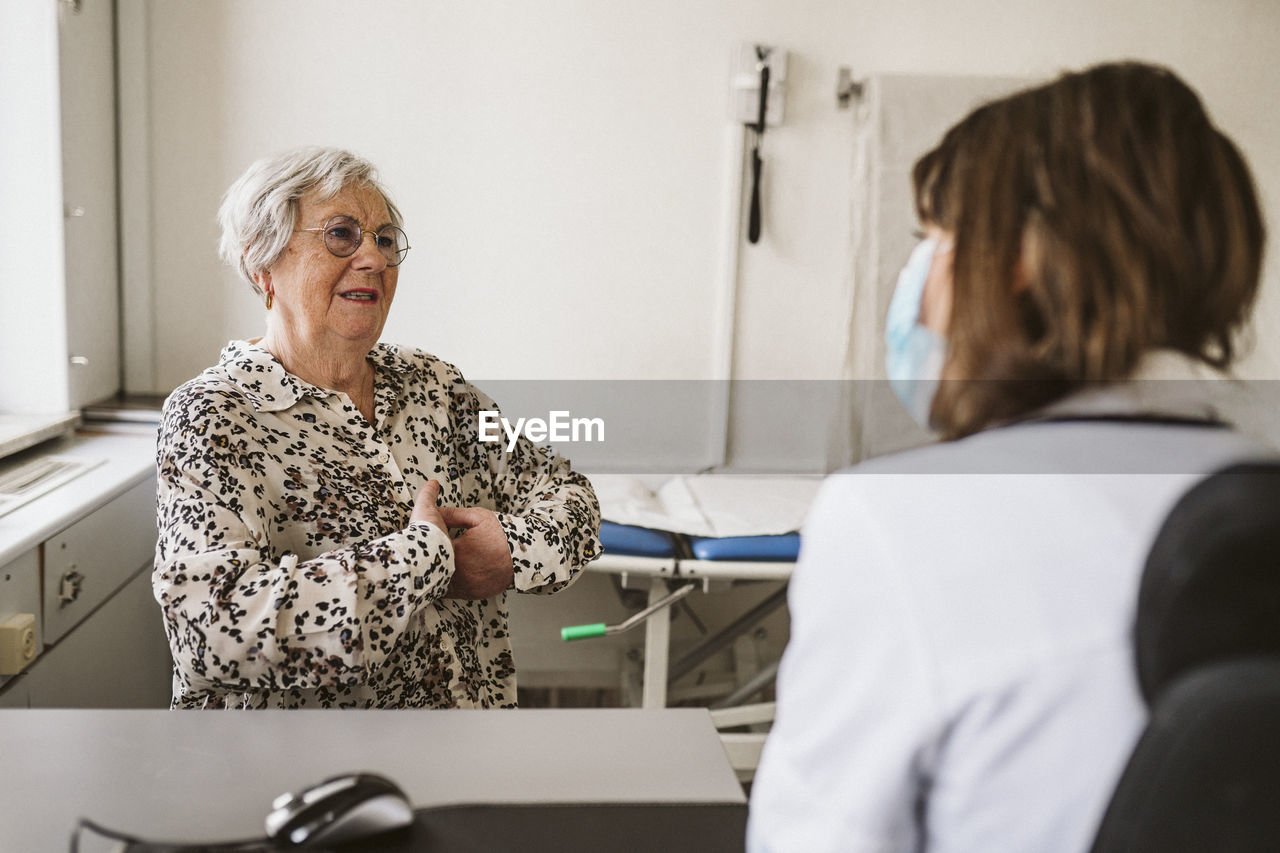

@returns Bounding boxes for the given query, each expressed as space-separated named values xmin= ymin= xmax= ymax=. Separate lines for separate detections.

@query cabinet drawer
xmin=42 ymin=479 xmax=155 ymax=644
xmin=23 ymin=567 xmax=172 ymax=708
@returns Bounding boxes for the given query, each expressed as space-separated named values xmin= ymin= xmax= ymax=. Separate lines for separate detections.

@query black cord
xmin=747 ymin=141 xmax=763 ymax=245
xmin=70 ymin=817 xmax=293 ymax=853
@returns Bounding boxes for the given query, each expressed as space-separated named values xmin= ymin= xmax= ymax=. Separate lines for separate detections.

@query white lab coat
xmin=749 ymin=355 xmax=1276 ymax=853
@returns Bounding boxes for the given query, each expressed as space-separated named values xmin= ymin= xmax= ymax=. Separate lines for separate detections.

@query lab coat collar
xmin=218 ymin=339 xmax=416 ymax=413
xmin=1026 ymin=349 xmax=1237 ymax=426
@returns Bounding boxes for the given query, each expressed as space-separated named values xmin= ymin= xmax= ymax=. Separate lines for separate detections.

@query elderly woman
xmin=154 ymin=146 xmax=601 ymax=709
xmin=750 ymin=63 xmax=1270 ymax=851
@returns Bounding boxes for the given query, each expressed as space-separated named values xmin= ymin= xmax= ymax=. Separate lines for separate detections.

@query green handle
xmin=561 ymin=623 xmax=608 ymax=642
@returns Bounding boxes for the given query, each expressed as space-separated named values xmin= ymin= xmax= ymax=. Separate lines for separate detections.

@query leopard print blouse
xmin=154 ymin=340 xmax=601 ymax=709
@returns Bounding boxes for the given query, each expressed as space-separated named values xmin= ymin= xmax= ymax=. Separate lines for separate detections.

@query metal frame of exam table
xmin=586 ymin=527 xmax=796 ymax=779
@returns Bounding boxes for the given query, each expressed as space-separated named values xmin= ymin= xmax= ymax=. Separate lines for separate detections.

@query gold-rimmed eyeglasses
xmin=297 ymin=214 xmax=410 ymax=267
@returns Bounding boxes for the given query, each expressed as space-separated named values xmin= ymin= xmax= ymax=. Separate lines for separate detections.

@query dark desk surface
xmin=0 ymin=708 xmax=745 ymax=851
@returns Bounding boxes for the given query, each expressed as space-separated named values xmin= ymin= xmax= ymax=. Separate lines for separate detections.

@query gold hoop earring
xmin=265 ymin=290 xmax=274 ymax=310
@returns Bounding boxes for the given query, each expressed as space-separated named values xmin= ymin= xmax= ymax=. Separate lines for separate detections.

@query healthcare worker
xmin=749 ymin=61 xmax=1271 ymax=853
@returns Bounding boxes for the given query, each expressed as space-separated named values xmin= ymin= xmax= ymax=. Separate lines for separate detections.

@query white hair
xmin=217 ymin=146 xmax=403 ymax=294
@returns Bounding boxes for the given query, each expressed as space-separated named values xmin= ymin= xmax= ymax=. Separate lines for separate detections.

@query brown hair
xmin=911 ymin=109 xmax=981 ymax=231
xmin=917 ymin=62 xmax=1265 ymax=438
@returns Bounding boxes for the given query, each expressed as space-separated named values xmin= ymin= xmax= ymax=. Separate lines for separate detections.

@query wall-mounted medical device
xmin=730 ymin=43 xmax=788 ymax=127
xmin=729 ymin=44 xmax=787 ymax=245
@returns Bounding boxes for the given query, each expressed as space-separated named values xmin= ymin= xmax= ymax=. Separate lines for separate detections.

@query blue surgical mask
xmin=885 ymin=238 xmax=946 ymax=429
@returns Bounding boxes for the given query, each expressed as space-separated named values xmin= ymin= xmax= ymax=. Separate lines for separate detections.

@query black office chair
xmin=1090 ymin=462 xmax=1280 ymax=853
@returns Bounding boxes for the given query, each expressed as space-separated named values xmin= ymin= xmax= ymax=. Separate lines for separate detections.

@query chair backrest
xmin=1090 ymin=657 xmax=1280 ymax=853
xmin=1133 ymin=462 xmax=1280 ymax=704
xmin=1090 ymin=461 xmax=1280 ymax=853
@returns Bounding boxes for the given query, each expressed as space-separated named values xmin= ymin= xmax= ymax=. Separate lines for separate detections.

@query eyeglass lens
xmin=321 ymin=215 xmax=409 ymax=266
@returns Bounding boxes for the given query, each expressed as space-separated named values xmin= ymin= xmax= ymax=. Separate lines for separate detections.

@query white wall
xmin=123 ymin=0 xmax=1280 ymax=404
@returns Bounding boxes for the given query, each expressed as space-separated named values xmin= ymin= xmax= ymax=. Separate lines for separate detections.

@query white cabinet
xmin=19 ymin=567 xmax=171 ymax=709
xmin=41 ymin=479 xmax=154 ymax=644
xmin=0 ymin=0 xmax=119 ymax=413
xmin=0 ymin=477 xmax=171 ymax=709
xmin=60 ymin=0 xmax=122 ymax=409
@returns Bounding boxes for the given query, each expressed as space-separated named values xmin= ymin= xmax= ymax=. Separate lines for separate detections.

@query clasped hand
xmin=411 ymin=480 xmax=514 ymax=599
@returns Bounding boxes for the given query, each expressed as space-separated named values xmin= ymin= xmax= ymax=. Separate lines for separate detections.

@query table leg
xmin=641 ymin=578 xmax=670 ymax=709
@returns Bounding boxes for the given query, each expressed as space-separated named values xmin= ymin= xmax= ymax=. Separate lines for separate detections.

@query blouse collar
xmin=218 ymin=339 xmax=416 ymax=412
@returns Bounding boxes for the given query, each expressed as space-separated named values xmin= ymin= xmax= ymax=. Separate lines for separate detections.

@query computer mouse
xmin=265 ymin=772 xmax=414 ymax=846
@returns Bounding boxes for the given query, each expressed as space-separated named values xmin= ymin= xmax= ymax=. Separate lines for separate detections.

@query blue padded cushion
xmin=599 ymin=521 xmax=679 ymax=558
xmin=688 ymin=533 xmax=801 ymax=562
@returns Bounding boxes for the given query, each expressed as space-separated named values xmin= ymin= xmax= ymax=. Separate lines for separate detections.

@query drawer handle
xmin=58 ymin=569 xmax=84 ymax=606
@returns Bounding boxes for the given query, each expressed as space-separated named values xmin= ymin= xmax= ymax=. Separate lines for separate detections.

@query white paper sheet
xmin=589 ymin=473 xmax=822 ymax=538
